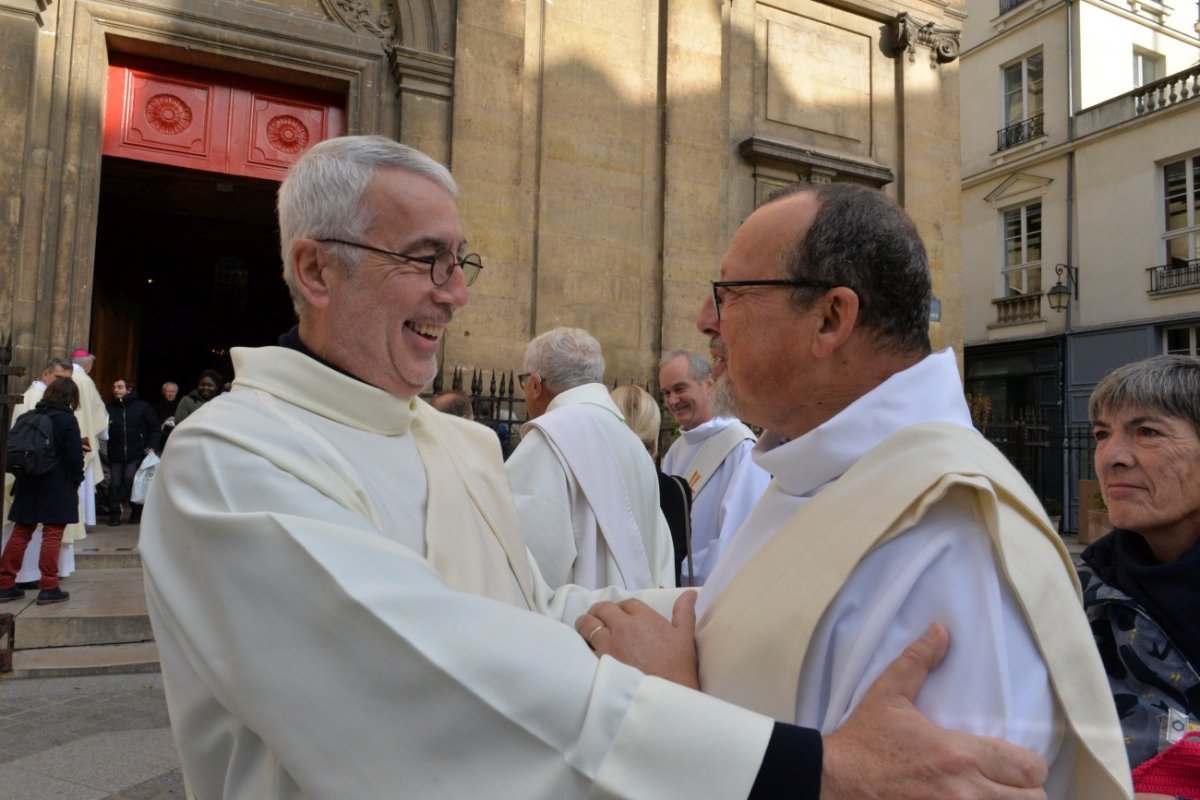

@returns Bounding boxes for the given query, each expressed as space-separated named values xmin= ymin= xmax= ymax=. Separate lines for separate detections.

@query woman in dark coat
xmin=0 ymin=377 xmax=84 ymax=605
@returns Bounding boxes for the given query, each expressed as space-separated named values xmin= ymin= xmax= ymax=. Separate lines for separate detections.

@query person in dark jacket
xmin=0 ymin=377 xmax=84 ymax=605
xmin=172 ymin=369 xmax=223 ymax=427
xmin=106 ymin=379 xmax=161 ymax=526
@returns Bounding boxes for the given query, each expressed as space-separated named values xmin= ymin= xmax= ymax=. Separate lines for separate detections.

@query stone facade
xmin=1 ymin=0 xmax=963 ymax=392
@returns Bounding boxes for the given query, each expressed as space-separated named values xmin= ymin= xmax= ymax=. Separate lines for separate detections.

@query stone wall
xmin=0 ymin=0 xmax=964 ymax=389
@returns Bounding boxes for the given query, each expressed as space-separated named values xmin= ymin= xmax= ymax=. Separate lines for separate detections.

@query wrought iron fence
xmin=427 ymin=367 xmax=526 ymax=458
xmin=976 ymin=410 xmax=1097 ymax=535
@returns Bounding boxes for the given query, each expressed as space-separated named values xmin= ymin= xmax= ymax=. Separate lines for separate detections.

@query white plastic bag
xmin=131 ymin=451 xmax=160 ymax=504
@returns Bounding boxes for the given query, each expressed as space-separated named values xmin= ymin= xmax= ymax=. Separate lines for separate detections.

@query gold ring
xmin=586 ymin=624 xmax=605 ymax=645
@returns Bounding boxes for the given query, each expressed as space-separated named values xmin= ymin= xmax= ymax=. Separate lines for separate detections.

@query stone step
xmin=73 ymin=525 xmax=142 ymax=569
xmin=8 ymin=640 xmax=160 ymax=678
xmin=10 ymin=567 xmax=151 ymax=650
xmin=75 ymin=549 xmax=142 ymax=569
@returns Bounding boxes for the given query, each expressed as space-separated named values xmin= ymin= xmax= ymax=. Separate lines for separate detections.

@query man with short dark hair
xmin=584 ymin=183 xmax=1132 ymax=799
xmin=105 ymin=380 xmax=160 ymax=526
xmin=659 ymin=348 xmax=769 ymax=584
xmin=139 ymin=136 xmax=1048 ymax=799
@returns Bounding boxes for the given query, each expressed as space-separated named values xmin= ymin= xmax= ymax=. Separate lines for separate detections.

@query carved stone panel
xmin=765 ymin=15 xmax=871 ymax=147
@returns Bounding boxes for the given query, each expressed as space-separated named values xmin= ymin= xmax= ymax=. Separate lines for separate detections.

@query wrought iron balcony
xmin=999 ymin=0 xmax=1030 ymax=13
xmin=997 ymin=113 xmax=1044 ymax=151
xmin=1147 ymin=260 xmax=1200 ymax=293
xmin=992 ymin=293 xmax=1043 ymax=325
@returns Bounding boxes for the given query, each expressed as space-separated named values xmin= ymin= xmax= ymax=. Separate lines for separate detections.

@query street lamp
xmin=1047 ymin=263 xmax=1078 ymax=313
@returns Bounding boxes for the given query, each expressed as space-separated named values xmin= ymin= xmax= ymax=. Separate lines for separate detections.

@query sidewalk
xmin=0 ymin=673 xmax=182 ymax=799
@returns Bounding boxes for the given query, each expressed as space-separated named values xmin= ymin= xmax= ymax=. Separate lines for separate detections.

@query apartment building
xmin=959 ymin=0 xmax=1200 ymax=514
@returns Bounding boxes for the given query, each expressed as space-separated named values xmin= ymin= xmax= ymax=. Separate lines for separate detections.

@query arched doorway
xmin=91 ymin=53 xmax=345 ymax=401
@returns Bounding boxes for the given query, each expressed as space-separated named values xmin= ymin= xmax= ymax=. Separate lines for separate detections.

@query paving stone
xmin=0 ymin=675 xmax=180 ymax=799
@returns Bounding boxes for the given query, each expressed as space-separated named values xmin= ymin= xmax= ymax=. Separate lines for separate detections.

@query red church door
xmin=91 ymin=55 xmax=346 ymax=397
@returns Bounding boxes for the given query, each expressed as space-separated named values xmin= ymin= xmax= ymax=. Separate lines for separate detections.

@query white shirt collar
xmin=754 ymin=349 xmax=973 ymax=497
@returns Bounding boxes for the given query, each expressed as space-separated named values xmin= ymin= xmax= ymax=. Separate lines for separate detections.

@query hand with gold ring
xmin=573 ymin=592 xmax=701 ymax=689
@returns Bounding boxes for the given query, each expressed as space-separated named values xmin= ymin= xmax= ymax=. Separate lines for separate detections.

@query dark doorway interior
xmin=91 ymin=156 xmax=294 ymax=402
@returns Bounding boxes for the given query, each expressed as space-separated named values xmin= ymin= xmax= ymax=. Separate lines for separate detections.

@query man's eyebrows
xmin=403 ymin=236 xmax=450 ymax=253
xmin=398 ymin=235 xmax=463 ymax=253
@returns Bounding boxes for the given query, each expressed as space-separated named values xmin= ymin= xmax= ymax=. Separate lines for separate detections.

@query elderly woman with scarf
xmin=1077 ymin=355 xmax=1200 ymax=798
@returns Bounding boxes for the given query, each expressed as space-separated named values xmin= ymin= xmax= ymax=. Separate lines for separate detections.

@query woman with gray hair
xmin=1076 ymin=354 xmax=1200 ymax=795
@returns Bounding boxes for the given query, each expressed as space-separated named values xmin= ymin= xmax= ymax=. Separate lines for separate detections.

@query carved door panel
xmin=103 ymin=56 xmax=345 ymax=180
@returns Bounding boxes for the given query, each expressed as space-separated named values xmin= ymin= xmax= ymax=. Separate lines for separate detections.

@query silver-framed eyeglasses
xmin=317 ymin=239 xmax=483 ymax=286
xmin=711 ymin=279 xmax=834 ymax=321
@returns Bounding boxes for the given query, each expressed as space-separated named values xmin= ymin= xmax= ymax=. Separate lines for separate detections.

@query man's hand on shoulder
xmin=822 ymin=623 xmax=1047 ymax=800
xmin=575 ymin=591 xmax=700 ymax=690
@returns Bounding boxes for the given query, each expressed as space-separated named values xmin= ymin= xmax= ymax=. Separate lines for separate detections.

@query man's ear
xmin=292 ymin=239 xmax=336 ymax=309
xmin=811 ymin=287 xmax=860 ymax=358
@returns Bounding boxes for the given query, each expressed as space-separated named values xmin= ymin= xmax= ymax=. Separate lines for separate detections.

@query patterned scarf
xmin=1112 ymin=529 xmax=1200 ymax=680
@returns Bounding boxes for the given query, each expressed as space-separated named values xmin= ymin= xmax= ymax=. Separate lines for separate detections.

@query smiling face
xmin=113 ymin=380 xmax=130 ymax=399
xmin=658 ymin=355 xmax=713 ymax=431
xmin=197 ymin=377 xmax=219 ymax=400
xmin=319 ymin=169 xmax=469 ymax=397
xmin=1094 ymin=404 xmax=1200 ymax=560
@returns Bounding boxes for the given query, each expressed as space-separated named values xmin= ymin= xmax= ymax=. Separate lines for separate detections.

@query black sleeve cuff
xmin=748 ymin=722 xmax=822 ymax=800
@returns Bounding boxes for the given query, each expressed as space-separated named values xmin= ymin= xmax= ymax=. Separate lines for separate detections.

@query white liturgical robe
xmin=695 ymin=349 xmax=1131 ymax=799
xmin=71 ymin=363 xmax=107 ymax=533
xmin=507 ymin=383 xmax=674 ymax=590
xmin=661 ymin=416 xmax=770 ymax=585
xmin=140 ymin=346 xmax=773 ymax=799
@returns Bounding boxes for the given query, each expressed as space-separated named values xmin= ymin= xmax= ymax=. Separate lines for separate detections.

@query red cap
xmin=71 ymin=348 xmax=91 ymax=358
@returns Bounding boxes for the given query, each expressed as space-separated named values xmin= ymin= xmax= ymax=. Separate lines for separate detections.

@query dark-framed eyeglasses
xmin=517 ymin=372 xmax=538 ymax=389
xmin=711 ymin=278 xmax=834 ymax=321
xmin=317 ymin=239 xmax=483 ymax=286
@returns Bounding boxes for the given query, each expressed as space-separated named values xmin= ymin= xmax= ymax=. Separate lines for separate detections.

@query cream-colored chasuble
xmin=697 ymin=422 xmax=1132 ymax=800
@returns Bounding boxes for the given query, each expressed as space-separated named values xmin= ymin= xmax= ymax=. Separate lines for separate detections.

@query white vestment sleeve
xmin=797 ymin=488 xmax=1069 ymax=789
xmin=143 ymin=428 xmax=769 ymax=799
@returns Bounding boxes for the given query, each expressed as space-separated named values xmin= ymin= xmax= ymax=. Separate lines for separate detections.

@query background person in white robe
xmin=581 ymin=183 xmax=1131 ymax=799
xmin=659 ymin=349 xmax=770 ymax=585
xmin=2 ymin=357 xmax=76 ymax=586
xmin=70 ymin=349 xmax=107 ymax=533
xmin=507 ymin=327 xmax=674 ymax=590
xmin=139 ymin=134 xmax=1048 ymax=800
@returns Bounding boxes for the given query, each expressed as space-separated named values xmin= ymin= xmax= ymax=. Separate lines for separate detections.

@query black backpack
xmin=6 ymin=410 xmax=59 ymax=478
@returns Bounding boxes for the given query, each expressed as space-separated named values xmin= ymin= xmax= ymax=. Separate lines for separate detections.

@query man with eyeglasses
xmin=580 ymin=183 xmax=1133 ymax=799
xmin=507 ymin=326 xmax=674 ymax=591
xmin=140 ymin=135 xmax=1048 ymax=799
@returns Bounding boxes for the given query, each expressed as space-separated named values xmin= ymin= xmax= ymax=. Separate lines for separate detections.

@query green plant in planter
xmin=1091 ymin=491 xmax=1107 ymax=510
xmin=1043 ymin=498 xmax=1063 ymax=517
